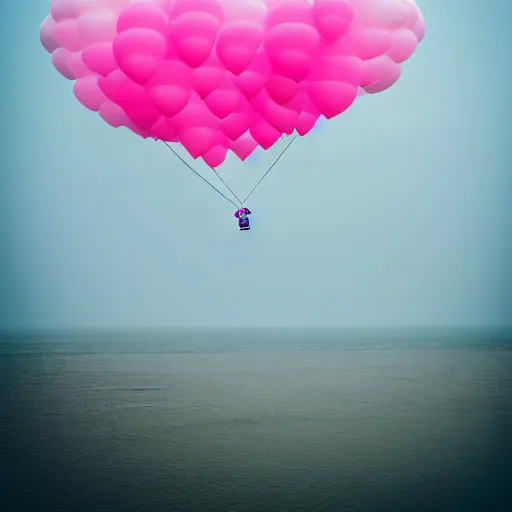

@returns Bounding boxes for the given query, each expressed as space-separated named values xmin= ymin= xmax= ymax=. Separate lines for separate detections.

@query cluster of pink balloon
xmin=40 ymin=0 xmax=425 ymax=168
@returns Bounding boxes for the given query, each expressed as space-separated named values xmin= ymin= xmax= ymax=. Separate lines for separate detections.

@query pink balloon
xmin=349 ymin=27 xmax=391 ymax=60
xmin=53 ymin=19 xmax=84 ymax=51
xmin=42 ymin=0 xmax=426 ymax=165
xmin=223 ymin=0 xmax=266 ymax=25
xmin=52 ymin=48 xmax=75 ymax=79
xmin=73 ymin=76 xmax=107 ymax=111
xmin=78 ymin=7 xmax=118 ymax=44
xmin=307 ymin=81 xmax=357 ymax=118
xmin=50 ymin=0 xmax=84 ymax=22
xmin=67 ymin=51 xmax=91 ymax=78
xmin=354 ymin=0 xmax=408 ymax=30
xmin=99 ymin=101 xmax=131 ymax=128
xmin=82 ymin=42 xmax=117 ymax=76
xmin=40 ymin=16 xmax=59 ymax=53
xmin=308 ymin=54 xmax=364 ymax=85
xmin=413 ymin=12 xmax=426 ymax=42
xmin=362 ymin=55 xmax=402 ymax=94
xmin=386 ymin=28 xmax=418 ymax=63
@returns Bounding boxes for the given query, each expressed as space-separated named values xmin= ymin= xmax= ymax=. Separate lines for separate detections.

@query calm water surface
xmin=1 ymin=329 xmax=511 ymax=512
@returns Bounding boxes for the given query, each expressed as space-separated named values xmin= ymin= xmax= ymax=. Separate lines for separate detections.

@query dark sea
xmin=1 ymin=328 xmax=511 ymax=512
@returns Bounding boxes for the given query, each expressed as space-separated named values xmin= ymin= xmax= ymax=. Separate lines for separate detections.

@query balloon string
xmin=207 ymin=165 xmax=243 ymax=207
xmin=161 ymin=141 xmax=240 ymax=209
xmin=241 ymin=134 xmax=298 ymax=205
xmin=161 ymin=134 xmax=298 ymax=209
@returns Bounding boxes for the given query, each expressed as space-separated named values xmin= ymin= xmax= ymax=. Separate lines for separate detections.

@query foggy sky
xmin=1 ymin=1 xmax=510 ymax=329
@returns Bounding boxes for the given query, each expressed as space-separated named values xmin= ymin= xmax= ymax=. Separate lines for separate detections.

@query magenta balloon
xmin=147 ymin=60 xmax=193 ymax=117
xmin=98 ymin=70 xmax=130 ymax=102
xmin=117 ymin=4 xmax=169 ymax=35
xmin=229 ymin=133 xmax=259 ymax=161
xmin=220 ymin=107 xmax=253 ymax=141
xmin=149 ymin=85 xmax=191 ymax=118
xmin=266 ymin=74 xmax=299 ymax=105
xmin=265 ymin=23 xmax=320 ymax=82
xmin=216 ymin=22 xmax=263 ymax=75
xmin=180 ymin=127 xmax=219 ymax=159
xmin=252 ymin=90 xmax=299 ymax=134
xmin=113 ymin=28 xmax=167 ymax=84
xmin=171 ymin=13 xmax=220 ymax=68
xmin=232 ymin=52 xmax=270 ymax=99
xmin=313 ymin=0 xmax=353 ymax=42
xmin=295 ymin=110 xmax=320 ymax=136
xmin=126 ymin=109 xmax=161 ymax=138
xmin=192 ymin=54 xmax=225 ymax=99
xmin=82 ymin=42 xmax=117 ymax=76
xmin=250 ymin=117 xmax=281 ymax=150
xmin=148 ymin=60 xmax=193 ymax=88
xmin=42 ymin=0 xmax=426 ymax=166
xmin=203 ymin=146 xmax=228 ymax=168
xmin=170 ymin=0 xmax=224 ymax=23
xmin=116 ymin=84 xmax=161 ymax=134
xmin=172 ymin=100 xmax=218 ymax=131
xmin=233 ymin=70 xmax=267 ymax=100
xmin=266 ymin=1 xmax=314 ymax=29
xmin=151 ymin=117 xmax=179 ymax=142
xmin=204 ymin=79 xmax=241 ymax=119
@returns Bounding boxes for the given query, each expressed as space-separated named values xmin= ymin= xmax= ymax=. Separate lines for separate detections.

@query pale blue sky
xmin=1 ymin=1 xmax=510 ymax=329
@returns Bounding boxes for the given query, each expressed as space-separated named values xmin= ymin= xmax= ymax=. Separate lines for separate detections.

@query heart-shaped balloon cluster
xmin=41 ymin=0 xmax=425 ymax=167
